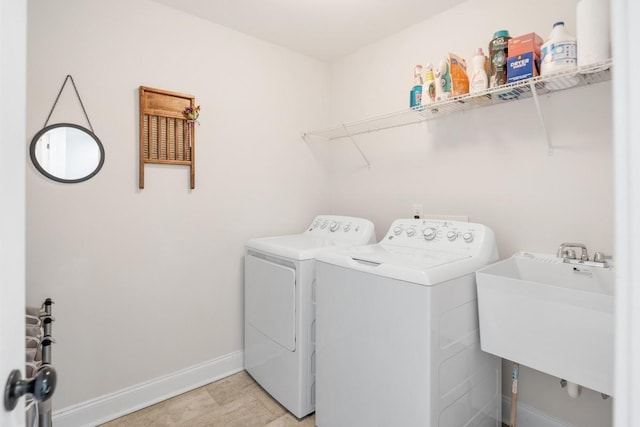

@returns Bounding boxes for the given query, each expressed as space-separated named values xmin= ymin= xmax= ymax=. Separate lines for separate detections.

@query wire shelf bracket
xmin=529 ymin=79 xmax=554 ymax=155
xmin=343 ymin=124 xmax=371 ymax=168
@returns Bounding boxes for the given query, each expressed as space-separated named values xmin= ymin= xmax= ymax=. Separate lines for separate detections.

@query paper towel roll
xmin=577 ymin=0 xmax=611 ymax=69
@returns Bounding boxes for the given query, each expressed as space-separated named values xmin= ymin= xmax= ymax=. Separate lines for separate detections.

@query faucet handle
xmin=593 ymin=252 xmax=607 ymax=263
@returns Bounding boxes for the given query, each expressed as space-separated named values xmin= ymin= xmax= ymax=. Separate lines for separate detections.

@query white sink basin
xmin=476 ymin=252 xmax=614 ymax=395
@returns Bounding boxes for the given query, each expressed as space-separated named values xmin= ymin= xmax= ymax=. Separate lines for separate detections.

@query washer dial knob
xmin=320 ymin=221 xmax=328 ymax=229
xmin=330 ymin=221 xmax=340 ymax=232
xmin=463 ymin=232 xmax=474 ymax=243
xmin=406 ymin=228 xmax=416 ymax=237
xmin=423 ymin=227 xmax=437 ymax=241
xmin=447 ymin=231 xmax=457 ymax=241
xmin=343 ymin=223 xmax=351 ymax=232
xmin=393 ymin=226 xmax=404 ymax=236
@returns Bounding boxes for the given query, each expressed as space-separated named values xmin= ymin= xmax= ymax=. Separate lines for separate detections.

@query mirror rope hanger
xmin=30 ymin=74 xmax=105 ymax=184
xmin=44 ymin=74 xmax=94 ymax=132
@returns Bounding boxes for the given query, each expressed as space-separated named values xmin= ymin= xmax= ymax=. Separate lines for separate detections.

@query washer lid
xmin=316 ymin=244 xmax=479 ymax=286
xmin=246 ymin=235 xmax=353 ymax=260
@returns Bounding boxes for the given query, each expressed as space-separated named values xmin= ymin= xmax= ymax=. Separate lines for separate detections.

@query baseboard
xmin=52 ymin=350 xmax=244 ymax=427
xmin=502 ymin=395 xmax=575 ymax=427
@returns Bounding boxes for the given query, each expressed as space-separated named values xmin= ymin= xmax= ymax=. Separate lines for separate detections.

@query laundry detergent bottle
xmin=434 ymin=58 xmax=451 ymax=101
xmin=423 ymin=63 xmax=436 ymax=104
xmin=409 ymin=64 xmax=424 ymax=108
xmin=469 ymin=48 xmax=489 ymax=93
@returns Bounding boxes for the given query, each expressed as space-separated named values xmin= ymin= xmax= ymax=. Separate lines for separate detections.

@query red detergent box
xmin=507 ymin=52 xmax=539 ymax=83
xmin=508 ymin=32 xmax=543 ymax=57
xmin=506 ymin=33 xmax=543 ymax=83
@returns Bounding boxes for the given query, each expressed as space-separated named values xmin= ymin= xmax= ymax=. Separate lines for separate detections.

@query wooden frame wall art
xmin=139 ymin=86 xmax=197 ymax=189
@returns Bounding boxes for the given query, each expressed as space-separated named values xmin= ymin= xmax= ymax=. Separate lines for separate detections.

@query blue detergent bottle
xmin=410 ymin=64 xmax=423 ymax=108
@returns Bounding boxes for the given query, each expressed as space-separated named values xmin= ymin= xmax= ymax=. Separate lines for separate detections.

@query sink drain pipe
xmin=566 ymin=381 xmax=581 ymax=398
xmin=510 ymin=363 xmax=520 ymax=427
xmin=560 ymin=379 xmax=582 ymax=398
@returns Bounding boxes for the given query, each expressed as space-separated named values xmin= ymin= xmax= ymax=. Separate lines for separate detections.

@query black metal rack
xmin=25 ymin=298 xmax=55 ymax=427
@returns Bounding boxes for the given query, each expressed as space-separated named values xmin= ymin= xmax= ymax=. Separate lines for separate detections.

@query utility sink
xmin=476 ymin=252 xmax=614 ymax=396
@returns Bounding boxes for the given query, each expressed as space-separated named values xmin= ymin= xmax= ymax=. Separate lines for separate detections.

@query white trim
xmin=52 ymin=351 xmax=244 ymax=427
xmin=612 ymin=0 xmax=640 ymax=426
xmin=502 ymin=395 xmax=575 ymax=427
xmin=0 ymin=0 xmax=26 ymax=426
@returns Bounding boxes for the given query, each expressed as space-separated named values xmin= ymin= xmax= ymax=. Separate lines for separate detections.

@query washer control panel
xmin=306 ymin=215 xmax=376 ymax=244
xmin=383 ymin=218 xmax=492 ymax=255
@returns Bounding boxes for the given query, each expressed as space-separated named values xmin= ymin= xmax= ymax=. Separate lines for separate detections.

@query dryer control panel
xmin=383 ymin=218 xmax=496 ymax=257
xmin=306 ymin=215 xmax=376 ymax=244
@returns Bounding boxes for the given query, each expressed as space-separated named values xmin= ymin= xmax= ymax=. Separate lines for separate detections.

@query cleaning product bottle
xmin=409 ymin=65 xmax=423 ymax=108
xmin=540 ymin=21 xmax=577 ymax=75
xmin=423 ymin=63 xmax=436 ymax=104
xmin=540 ymin=21 xmax=578 ymax=90
xmin=434 ymin=58 xmax=451 ymax=101
xmin=488 ymin=30 xmax=511 ymax=88
xmin=469 ymin=48 xmax=489 ymax=93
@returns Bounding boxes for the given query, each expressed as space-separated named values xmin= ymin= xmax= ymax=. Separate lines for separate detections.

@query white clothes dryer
xmin=315 ymin=218 xmax=501 ymax=427
xmin=244 ymin=215 xmax=376 ymax=418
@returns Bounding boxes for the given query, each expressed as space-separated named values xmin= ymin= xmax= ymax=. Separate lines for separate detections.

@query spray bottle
xmin=409 ymin=64 xmax=423 ymax=108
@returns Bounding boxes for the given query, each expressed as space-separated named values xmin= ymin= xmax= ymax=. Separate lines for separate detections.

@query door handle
xmin=3 ymin=365 xmax=57 ymax=411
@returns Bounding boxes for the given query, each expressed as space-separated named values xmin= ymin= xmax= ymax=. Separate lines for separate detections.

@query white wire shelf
xmin=303 ymin=59 xmax=612 ymax=141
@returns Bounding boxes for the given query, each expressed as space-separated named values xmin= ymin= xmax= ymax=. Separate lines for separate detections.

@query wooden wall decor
xmin=139 ymin=86 xmax=196 ymax=189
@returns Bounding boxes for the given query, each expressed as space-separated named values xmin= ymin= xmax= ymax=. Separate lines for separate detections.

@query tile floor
xmin=100 ymin=370 xmax=315 ymax=427
xmin=101 ymin=370 xmax=508 ymax=427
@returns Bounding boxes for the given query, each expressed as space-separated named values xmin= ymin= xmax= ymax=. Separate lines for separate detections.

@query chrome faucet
xmin=556 ymin=243 xmax=589 ymax=261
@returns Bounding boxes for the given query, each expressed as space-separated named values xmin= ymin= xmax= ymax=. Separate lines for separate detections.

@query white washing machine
xmin=244 ymin=215 xmax=376 ymax=418
xmin=315 ymin=218 xmax=501 ymax=427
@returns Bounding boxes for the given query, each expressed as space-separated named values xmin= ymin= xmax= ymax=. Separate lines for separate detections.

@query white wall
xmin=327 ymin=0 xmax=613 ymax=426
xmin=26 ymin=0 xmax=330 ymax=410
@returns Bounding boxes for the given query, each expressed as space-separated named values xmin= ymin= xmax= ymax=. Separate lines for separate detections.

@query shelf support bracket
xmin=529 ymin=80 xmax=553 ymax=155
xmin=343 ymin=125 xmax=371 ymax=168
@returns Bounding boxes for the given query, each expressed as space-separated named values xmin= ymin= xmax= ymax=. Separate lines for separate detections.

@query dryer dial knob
xmin=321 ymin=221 xmax=328 ymax=229
xmin=393 ymin=226 xmax=403 ymax=236
xmin=406 ymin=228 xmax=416 ymax=237
xmin=447 ymin=231 xmax=457 ymax=241
xmin=343 ymin=223 xmax=351 ymax=232
xmin=463 ymin=232 xmax=474 ymax=243
xmin=330 ymin=221 xmax=340 ymax=232
xmin=423 ymin=227 xmax=437 ymax=241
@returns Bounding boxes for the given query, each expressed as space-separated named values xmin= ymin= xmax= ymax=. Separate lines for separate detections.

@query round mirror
xmin=30 ymin=123 xmax=104 ymax=183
